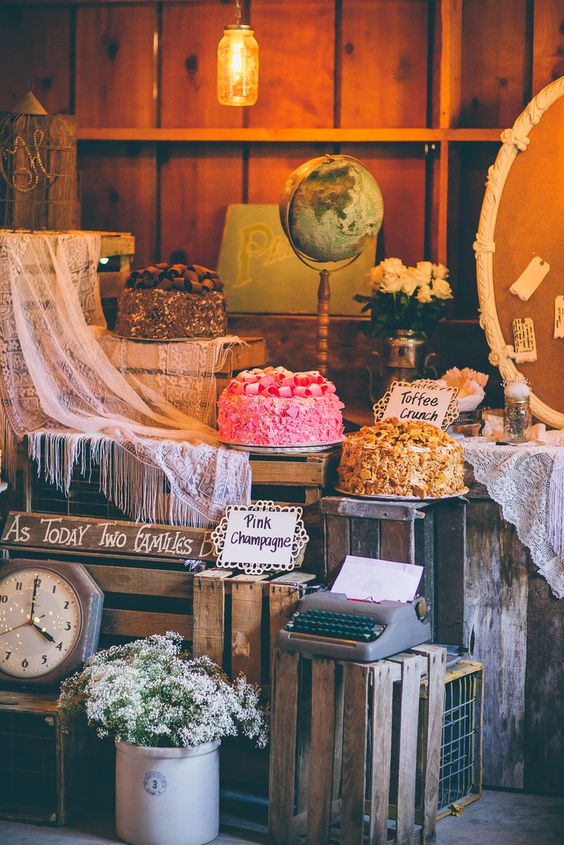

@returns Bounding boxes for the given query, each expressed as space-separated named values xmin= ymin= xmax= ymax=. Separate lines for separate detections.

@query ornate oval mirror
xmin=475 ymin=76 xmax=564 ymax=428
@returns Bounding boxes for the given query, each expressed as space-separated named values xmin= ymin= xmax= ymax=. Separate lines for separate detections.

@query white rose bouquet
xmin=59 ymin=632 xmax=268 ymax=749
xmin=355 ymin=258 xmax=453 ymax=337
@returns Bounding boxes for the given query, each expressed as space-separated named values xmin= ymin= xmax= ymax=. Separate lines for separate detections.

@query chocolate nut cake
xmin=114 ymin=263 xmax=227 ymax=340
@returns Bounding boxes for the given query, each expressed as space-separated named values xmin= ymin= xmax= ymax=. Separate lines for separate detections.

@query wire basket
xmin=0 ymin=91 xmax=79 ymax=231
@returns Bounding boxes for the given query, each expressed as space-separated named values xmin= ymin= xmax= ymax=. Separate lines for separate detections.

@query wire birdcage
xmin=0 ymin=90 xmax=79 ymax=231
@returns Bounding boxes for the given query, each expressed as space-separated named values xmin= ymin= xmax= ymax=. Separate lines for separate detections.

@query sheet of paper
xmin=331 ymin=555 xmax=423 ymax=603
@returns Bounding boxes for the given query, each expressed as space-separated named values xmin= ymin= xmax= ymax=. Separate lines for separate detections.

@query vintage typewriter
xmin=277 ymin=591 xmax=431 ymax=662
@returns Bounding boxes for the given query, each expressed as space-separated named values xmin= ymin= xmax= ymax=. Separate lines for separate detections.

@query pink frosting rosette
xmin=224 ymin=367 xmax=339 ymax=400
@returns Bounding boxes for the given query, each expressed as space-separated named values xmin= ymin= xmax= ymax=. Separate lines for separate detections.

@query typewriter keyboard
xmin=285 ymin=609 xmax=385 ymax=643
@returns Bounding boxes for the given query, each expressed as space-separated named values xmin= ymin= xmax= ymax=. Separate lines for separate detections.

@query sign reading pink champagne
xmin=223 ymin=366 xmax=337 ymax=398
xmin=211 ymin=501 xmax=309 ymax=575
xmin=373 ymin=379 xmax=459 ymax=430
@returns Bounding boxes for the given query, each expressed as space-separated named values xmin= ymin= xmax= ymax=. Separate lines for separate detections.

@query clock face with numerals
xmin=0 ymin=568 xmax=82 ymax=678
xmin=0 ymin=559 xmax=103 ymax=686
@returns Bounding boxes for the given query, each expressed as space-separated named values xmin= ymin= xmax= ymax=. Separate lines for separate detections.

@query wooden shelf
xmin=77 ymin=127 xmax=504 ymax=144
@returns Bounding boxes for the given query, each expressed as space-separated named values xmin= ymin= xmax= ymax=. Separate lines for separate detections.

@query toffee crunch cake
xmin=115 ymin=262 xmax=227 ymax=339
xmin=218 ymin=367 xmax=344 ymax=447
xmin=337 ymin=418 xmax=465 ymax=498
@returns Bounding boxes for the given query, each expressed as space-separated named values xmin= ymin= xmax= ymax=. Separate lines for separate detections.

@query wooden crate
xmin=192 ymin=569 xmax=313 ymax=688
xmin=388 ymin=658 xmax=483 ymax=825
xmin=250 ymin=448 xmax=341 ymax=507
xmin=95 ymin=230 xmax=135 ymax=300
xmin=320 ymin=496 xmax=467 ymax=641
xmin=269 ymin=645 xmax=447 ymax=845
xmin=0 ymin=689 xmax=93 ymax=825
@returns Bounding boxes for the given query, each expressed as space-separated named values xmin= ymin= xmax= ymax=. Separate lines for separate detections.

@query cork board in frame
xmin=475 ymin=76 xmax=564 ymax=428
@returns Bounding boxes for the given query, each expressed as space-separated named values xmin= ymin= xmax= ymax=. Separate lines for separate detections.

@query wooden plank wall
xmin=465 ymin=492 xmax=564 ymax=795
xmin=2 ymin=0 xmax=560 ymax=401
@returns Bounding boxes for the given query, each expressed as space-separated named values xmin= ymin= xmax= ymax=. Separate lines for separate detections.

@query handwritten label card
xmin=555 ymin=296 xmax=564 ymax=339
xmin=211 ymin=502 xmax=309 ymax=575
xmin=512 ymin=317 xmax=537 ymax=362
xmin=375 ymin=380 xmax=458 ymax=430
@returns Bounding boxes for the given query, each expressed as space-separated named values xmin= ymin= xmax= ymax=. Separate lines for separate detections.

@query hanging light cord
xmin=235 ymin=0 xmax=242 ymax=26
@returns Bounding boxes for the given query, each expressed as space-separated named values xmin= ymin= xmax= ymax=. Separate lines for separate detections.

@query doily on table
xmin=463 ymin=438 xmax=564 ymax=598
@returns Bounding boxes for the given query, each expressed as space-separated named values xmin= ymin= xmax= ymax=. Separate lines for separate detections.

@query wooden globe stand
xmin=282 ymin=253 xmax=360 ymax=377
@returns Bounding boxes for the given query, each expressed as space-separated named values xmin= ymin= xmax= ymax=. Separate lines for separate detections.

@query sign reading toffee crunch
xmin=1 ymin=512 xmax=216 ymax=562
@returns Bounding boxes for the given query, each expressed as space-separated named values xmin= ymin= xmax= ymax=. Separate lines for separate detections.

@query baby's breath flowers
xmin=59 ymin=632 xmax=268 ymax=749
xmin=356 ymin=258 xmax=453 ymax=338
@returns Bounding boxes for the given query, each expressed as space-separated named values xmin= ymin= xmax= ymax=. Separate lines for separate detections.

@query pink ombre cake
xmin=218 ymin=367 xmax=345 ymax=447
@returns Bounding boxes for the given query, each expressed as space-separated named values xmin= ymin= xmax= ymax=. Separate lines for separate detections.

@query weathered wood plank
xmin=268 ymin=585 xmax=299 ymax=684
xmin=0 ymin=6 xmax=71 ymax=113
xmin=390 ymin=654 xmax=422 ymax=845
xmin=101 ymin=608 xmax=192 ymax=640
xmin=79 ymin=142 xmax=157 ymax=268
xmin=247 ymin=143 xmax=332 ymax=204
xmin=1 ymin=512 xmax=214 ymax=562
xmin=307 ymin=658 xmax=336 ymax=845
xmin=524 ymin=572 xmax=564 ymax=794
xmin=249 ymin=0 xmax=335 ymax=128
xmin=249 ymin=455 xmax=329 ymax=487
xmin=350 ymin=517 xmax=380 ymax=560
xmin=434 ymin=498 xmax=467 ymax=644
xmin=159 ymin=143 xmax=243 ymax=269
xmin=231 ymin=581 xmax=263 ymax=684
xmin=323 ymin=513 xmax=350 ymax=581
xmin=341 ymin=144 xmax=427 ymax=267
xmin=340 ymin=0 xmax=429 ymax=127
xmin=76 ymin=4 xmax=157 ymax=128
xmin=341 ymin=662 xmax=369 ymax=845
xmin=532 ymin=0 xmax=564 ymax=94
xmin=192 ymin=573 xmax=225 ymax=668
xmin=320 ymin=497 xmax=426 ymax=521
xmin=380 ymin=520 xmax=416 ymax=564
xmin=465 ymin=499 xmax=528 ymax=788
xmin=84 ymin=564 xmax=192 ymax=599
xmin=460 ymin=0 xmax=528 ymax=127
xmin=412 ymin=645 xmax=447 ymax=844
xmin=269 ymin=650 xmax=299 ymax=845
xmin=161 ymin=1 xmax=242 ymax=129
xmin=368 ymin=660 xmax=398 ymax=845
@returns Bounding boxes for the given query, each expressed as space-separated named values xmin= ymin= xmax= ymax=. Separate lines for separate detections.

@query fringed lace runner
xmin=463 ymin=438 xmax=564 ymax=598
xmin=0 ymin=231 xmax=251 ymax=526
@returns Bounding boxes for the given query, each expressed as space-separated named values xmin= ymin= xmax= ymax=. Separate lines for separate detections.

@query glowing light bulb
xmin=217 ymin=25 xmax=259 ymax=106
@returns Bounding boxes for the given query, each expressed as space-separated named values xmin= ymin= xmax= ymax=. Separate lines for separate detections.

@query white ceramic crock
xmin=115 ymin=739 xmax=220 ymax=845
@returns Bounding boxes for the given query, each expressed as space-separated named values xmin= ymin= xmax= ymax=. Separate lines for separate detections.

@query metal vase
xmin=368 ymin=330 xmax=437 ymax=403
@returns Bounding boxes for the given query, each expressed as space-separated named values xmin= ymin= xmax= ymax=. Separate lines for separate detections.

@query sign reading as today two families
xmin=1 ymin=512 xmax=216 ymax=562
xmin=373 ymin=379 xmax=459 ymax=430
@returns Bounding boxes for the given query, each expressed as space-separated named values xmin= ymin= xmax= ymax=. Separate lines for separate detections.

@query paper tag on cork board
xmin=555 ymin=296 xmax=564 ymax=339
xmin=509 ymin=256 xmax=550 ymax=301
xmin=512 ymin=317 xmax=537 ymax=362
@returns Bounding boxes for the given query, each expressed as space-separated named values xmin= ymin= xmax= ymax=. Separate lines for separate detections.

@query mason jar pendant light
xmin=217 ymin=0 xmax=259 ymax=106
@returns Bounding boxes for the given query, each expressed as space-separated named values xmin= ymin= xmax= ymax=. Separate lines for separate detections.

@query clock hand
xmin=31 ymin=622 xmax=56 ymax=644
xmin=0 ymin=621 xmax=30 ymax=637
xmin=29 ymin=575 xmax=40 ymax=619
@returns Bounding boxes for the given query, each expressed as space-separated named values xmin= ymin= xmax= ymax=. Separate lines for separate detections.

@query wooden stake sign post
xmin=211 ymin=501 xmax=309 ymax=576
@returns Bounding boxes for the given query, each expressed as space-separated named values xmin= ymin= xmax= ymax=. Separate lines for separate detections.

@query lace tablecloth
xmin=98 ymin=333 xmax=241 ymax=427
xmin=463 ymin=438 xmax=564 ymax=598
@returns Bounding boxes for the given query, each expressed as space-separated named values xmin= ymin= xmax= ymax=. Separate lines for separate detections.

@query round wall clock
xmin=475 ymin=75 xmax=564 ymax=428
xmin=0 ymin=558 xmax=104 ymax=686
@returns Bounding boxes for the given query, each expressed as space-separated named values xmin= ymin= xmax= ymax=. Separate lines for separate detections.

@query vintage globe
xmin=279 ymin=154 xmax=384 ymax=264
